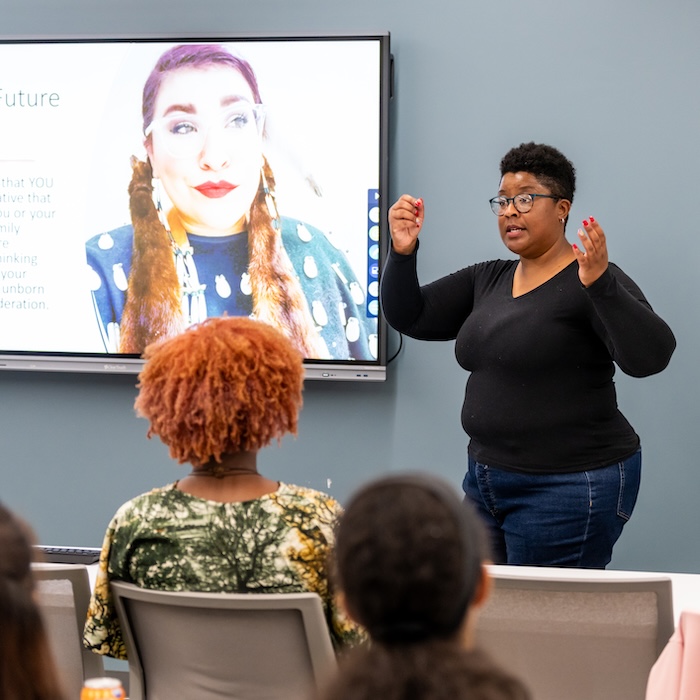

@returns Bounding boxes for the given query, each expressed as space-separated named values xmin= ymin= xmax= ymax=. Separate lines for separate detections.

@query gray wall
xmin=2 ymin=0 xmax=698 ymax=573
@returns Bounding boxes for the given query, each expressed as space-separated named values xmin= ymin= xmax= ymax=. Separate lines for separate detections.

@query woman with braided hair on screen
xmin=86 ymin=43 xmax=374 ymax=361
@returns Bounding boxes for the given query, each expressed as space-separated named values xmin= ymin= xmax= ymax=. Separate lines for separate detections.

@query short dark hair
xmin=321 ymin=475 xmax=531 ymax=700
xmin=500 ymin=142 xmax=576 ymax=203
xmin=334 ymin=473 xmax=488 ymax=644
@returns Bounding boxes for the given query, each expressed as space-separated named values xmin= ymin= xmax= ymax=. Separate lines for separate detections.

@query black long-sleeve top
xmin=381 ymin=246 xmax=676 ymax=473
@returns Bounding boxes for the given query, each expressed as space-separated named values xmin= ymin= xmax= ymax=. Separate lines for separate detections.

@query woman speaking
xmin=381 ymin=142 xmax=676 ymax=569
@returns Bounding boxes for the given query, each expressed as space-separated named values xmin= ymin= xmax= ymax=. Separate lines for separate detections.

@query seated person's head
xmin=0 ymin=503 xmax=34 ymax=592
xmin=323 ymin=473 xmax=531 ymax=700
xmin=135 ymin=316 xmax=304 ymax=468
xmin=0 ymin=503 xmax=65 ymax=700
xmin=334 ymin=472 xmax=490 ymax=647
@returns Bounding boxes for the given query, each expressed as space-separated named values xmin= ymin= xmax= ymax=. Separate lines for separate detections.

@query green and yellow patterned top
xmin=83 ymin=482 xmax=363 ymax=659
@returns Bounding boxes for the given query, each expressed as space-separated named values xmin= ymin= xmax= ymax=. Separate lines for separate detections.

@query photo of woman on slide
xmin=85 ymin=43 xmax=374 ymax=359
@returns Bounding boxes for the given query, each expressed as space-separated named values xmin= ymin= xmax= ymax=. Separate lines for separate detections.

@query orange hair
xmin=134 ymin=316 xmax=304 ymax=466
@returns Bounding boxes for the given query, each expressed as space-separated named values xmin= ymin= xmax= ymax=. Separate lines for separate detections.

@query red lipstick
xmin=194 ymin=181 xmax=237 ymax=199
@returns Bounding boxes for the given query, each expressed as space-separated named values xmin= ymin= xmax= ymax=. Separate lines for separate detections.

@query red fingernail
xmin=589 ymin=215 xmax=595 ymax=222
xmin=583 ymin=219 xmax=589 ymax=227
xmin=416 ymin=199 xmax=423 ymax=208
xmin=572 ymin=243 xmax=579 ymax=251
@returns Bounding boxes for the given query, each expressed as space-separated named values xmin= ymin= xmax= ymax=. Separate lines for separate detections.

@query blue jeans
xmin=462 ymin=449 xmax=641 ymax=569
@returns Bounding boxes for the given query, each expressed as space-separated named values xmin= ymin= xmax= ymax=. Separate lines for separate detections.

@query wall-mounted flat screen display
xmin=0 ymin=33 xmax=391 ymax=380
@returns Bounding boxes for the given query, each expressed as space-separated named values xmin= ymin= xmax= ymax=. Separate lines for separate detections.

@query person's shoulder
xmin=279 ymin=216 xmax=339 ymax=254
xmin=586 ymin=261 xmax=641 ymax=293
xmin=472 ymin=258 xmax=517 ymax=273
xmin=279 ymin=215 xmax=323 ymax=237
xmin=86 ymin=224 xmax=135 ymax=257
xmin=451 ymin=258 xmax=516 ymax=280
xmin=111 ymin=483 xmax=178 ymax=521
xmin=276 ymin=481 xmax=340 ymax=504
xmin=275 ymin=482 xmax=343 ymax=515
xmin=606 ymin=261 xmax=631 ymax=278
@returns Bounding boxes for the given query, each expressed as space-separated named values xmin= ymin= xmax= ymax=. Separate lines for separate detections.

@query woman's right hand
xmin=388 ymin=194 xmax=423 ymax=255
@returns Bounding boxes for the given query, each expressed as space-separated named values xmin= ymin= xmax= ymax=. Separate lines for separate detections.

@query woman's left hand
xmin=573 ymin=216 xmax=609 ymax=287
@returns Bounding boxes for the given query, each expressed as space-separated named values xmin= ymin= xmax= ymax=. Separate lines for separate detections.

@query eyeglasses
xmin=489 ymin=193 xmax=560 ymax=216
xmin=145 ymin=102 xmax=266 ymax=159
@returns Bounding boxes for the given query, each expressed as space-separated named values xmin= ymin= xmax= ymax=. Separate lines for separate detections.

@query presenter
xmin=381 ymin=142 xmax=676 ymax=568
xmin=83 ymin=316 xmax=363 ymax=659
xmin=86 ymin=43 xmax=373 ymax=360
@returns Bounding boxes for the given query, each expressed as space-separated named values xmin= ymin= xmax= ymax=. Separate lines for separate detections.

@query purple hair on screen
xmin=142 ymin=43 xmax=263 ymax=132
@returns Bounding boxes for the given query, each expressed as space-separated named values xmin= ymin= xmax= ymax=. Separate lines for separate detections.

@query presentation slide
xmin=0 ymin=39 xmax=381 ymax=359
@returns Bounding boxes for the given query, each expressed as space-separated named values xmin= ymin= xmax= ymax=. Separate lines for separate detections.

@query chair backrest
xmin=111 ymin=582 xmax=338 ymax=700
xmin=475 ymin=571 xmax=674 ymax=700
xmin=32 ymin=563 xmax=105 ymax=699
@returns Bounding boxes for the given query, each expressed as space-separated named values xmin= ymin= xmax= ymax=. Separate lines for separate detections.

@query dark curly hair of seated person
xmin=319 ymin=473 xmax=531 ymax=700
xmin=499 ymin=142 xmax=576 ymax=204
xmin=134 ymin=316 xmax=304 ymax=467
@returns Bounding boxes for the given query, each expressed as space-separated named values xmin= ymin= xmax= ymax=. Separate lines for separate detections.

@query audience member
xmin=83 ymin=316 xmax=362 ymax=660
xmin=320 ymin=473 xmax=531 ymax=700
xmin=0 ymin=502 xmax=66 ymax=700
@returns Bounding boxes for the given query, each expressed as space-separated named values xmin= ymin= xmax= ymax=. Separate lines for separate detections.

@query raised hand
xmin=573 ymin=215 xmax=609 ymax=287
xmin=388 ymin=194 xmax=424 ymax=255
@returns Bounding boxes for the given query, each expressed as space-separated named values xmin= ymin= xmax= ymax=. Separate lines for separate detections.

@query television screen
xmin=0 ymin=33 xmax=390 ymax=380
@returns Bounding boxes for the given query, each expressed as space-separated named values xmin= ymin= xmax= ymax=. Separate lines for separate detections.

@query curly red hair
xmin=134 ymin=316 xmax=304 ymax=466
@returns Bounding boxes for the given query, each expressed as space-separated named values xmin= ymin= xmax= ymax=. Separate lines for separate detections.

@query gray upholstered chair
xmin=475 ymin=570 xmax=674 ymax=700
xmin=111 ymin=582 xmax=337 ymax=700
xmin=32 ymin=563 xmax=105 ymax=699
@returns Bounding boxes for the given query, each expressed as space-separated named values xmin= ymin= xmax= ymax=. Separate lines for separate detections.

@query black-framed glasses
xmin=489 ymin=193 xmax=560 ymax=216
